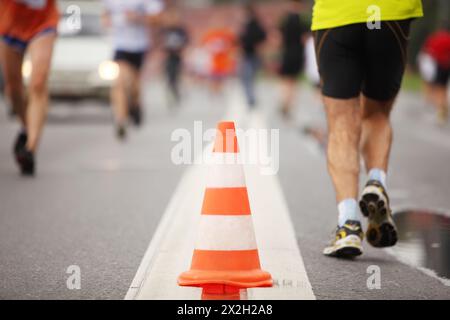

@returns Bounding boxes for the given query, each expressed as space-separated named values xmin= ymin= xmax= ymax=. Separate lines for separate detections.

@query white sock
xmin=368 ymin=168 xmax=387 ymax=189
xmin=338 ymin=198 xmax=360 ymax=227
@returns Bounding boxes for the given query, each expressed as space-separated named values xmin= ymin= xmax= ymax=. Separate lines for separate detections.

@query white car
xmin=22 ymin=1 xmax=118 ymax=99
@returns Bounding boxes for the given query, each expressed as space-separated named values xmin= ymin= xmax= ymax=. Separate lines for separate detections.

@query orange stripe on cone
xmin=202 ymin=187 xmax=250 ymax=215
xmin=213 ymin=121 xmax=239 ymax=153
xmin=178 ymin=121 xmax=272 ymax=289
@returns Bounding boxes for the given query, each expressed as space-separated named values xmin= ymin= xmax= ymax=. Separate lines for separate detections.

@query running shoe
xmin=323 ymin=220 xmax=364 ymax=258
xmin=13 ymin=131 xmax=27 ymax=164
xmin=359 ymin=180 xmax=398 ymax=247
xmin=17 ymin=149 xmax=35 ymax=176
xmin=116 ymin=125 xmax=126 ymax=140
xmin=280 ymin=104 xmax=291 ymax=120
xmin=129 ymin=105 xmax=142 ymax=126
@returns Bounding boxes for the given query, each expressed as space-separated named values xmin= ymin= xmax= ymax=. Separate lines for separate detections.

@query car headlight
xmin=98 ymin=60 xmax=119 ymax=81
xmin=22 ymin=60 xmax=32 ymax=79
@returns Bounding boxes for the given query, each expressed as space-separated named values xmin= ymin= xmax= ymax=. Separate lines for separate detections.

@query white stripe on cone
xmin=206 ymin=165 xmax=245 ymax=188
xmin=206 ymin=153 xmax=245 ymax=188
xmin=195 ymin=215 xmax=257 ymax=251
xmin=206 ymin=153 xmax=241 ymax=165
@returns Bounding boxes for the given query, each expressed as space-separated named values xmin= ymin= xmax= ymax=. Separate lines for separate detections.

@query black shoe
xmin=359 ymin=180 xmax=398 ymax=248
xmin=323 ymin=220 xmax=364 ymax=258
xmin=17 ymin=149 xmax=35 ymax=176
xmin=280 ymin=104 xmax=291 ymax=120
xmin=128 ymin=105 xmax=142 ymax=126
xmin=13 ymin=131 xmax=28 ymax=164
xmin=116 ymin=125 xmax=126 ymax=140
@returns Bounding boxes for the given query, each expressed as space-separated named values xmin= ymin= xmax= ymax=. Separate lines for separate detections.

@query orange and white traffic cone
xmin=178 ymin=121 xmax=272 ymax=289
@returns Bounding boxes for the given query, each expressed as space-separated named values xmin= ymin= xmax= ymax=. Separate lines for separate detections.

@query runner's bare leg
xmin=281 ymin=77 xmax=296 ymax=115
xmin=434 ymin=85 xmax=448 ymax=122
xmin=130 ymin=68 xmax=141 ymax=107
xmin=111 ymin=61 xmax=136 ymax=126
xmin=26 ymin=33 xmax=56 ymax=152
xmin=324 ymin=96 xmax=361 ymax=202
xmin=0 ymin=42 xmax=26 ymax=126
xmin=360 ymin=96 xmax=395 ymax=172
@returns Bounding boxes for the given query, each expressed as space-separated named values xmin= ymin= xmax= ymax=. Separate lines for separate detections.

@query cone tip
xmin=217 ymin=121 xmax=236 ymax=133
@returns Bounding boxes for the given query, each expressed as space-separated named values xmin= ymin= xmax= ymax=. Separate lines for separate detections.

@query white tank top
xmin=103 ymin=0 xmax=163 ymax=52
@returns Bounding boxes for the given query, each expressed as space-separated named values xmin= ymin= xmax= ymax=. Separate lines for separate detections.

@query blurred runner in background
xmin=0 ymin=0 xmax=59 ymax=176
xmin=238 ymin=3 xmax=267 ymax=109
xmin=161 ymin=7 xmax=189 ymax=107
xmin=278 ymin=0 xmax=308 ymax=119
xmin=102 ymin=0 xmax=164 ymax=140
xmin=202 ymin=22 xmax=236 ymax=94
xmin=418 ymin=24 xmax=450 ymax=125
xmin=304 ymin=35 xmax=320 ymax=88
xmin=313 ymin=0 xmax=423 ymax=258
xmin=186 ymin=45 xmax=211 ymax=85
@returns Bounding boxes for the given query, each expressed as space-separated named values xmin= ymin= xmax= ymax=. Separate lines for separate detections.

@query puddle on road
xmin=390 ymin=209 xmax=450 ymax=280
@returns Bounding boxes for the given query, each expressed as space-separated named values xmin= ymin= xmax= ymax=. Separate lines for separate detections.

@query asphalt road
xmin=258 ymin=80 xmax=450 ymax=299
xmin=0 ymin=80 xmax=222 ymax=299
xmin=0 ymin=79 xmax=449 ymax=299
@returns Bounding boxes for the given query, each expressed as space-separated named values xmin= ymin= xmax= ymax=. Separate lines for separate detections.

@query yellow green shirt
xmin=311 ymin=0 xmax=423 ymax=31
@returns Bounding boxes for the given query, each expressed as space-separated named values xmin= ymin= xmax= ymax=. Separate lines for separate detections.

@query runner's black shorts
xmin=113 ymin=50 xmax=146 ymax=70
xmin=280 ymin=47 xmax=304 ymax=78
xmin=432 ymin=64 xmax=450 ymax=86
xmin=314 ymin=19 xmax=412 ymax=101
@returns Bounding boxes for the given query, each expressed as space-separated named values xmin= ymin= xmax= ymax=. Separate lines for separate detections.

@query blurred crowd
xmin=0 ymin=0 xmax=449 ymax=176
xmin=123 ymin=0 xmax=318 ymax=118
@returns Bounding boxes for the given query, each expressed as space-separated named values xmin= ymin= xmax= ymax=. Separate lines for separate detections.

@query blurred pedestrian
xmin=418 ymin=24 xmax=450 ymax=125
xmin=161 ymin=8 xmax=189 ymax=107
xmin=278 ymin=0 xmax=308 ymax=118
xmin=239 ymin=3 xmax=267 ymax=108
xmin=186 ymin=45 xmax=211 ymax=84
xmin=202 ymin=22 xmax=236 ymax=94
xmin=304 ymin=35 xmax=320 ymax=88
xmin=0 ymin=0 xmax=59 ymax=176
xmin=102 ymin=0 xmax=164 ymax=139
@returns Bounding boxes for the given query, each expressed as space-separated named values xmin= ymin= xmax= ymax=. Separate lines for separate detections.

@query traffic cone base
xmin=178 ymin=231 xmax=272 ymax=288
xmin=179 ymin=269 xmax=272 ymax=288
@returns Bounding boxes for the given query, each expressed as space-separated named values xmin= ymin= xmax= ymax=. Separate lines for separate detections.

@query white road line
xmin=124 ymin=163 xmax=202 ymax=299
xmin=244 ymin=111 xmax=315 ymax=299
xmin=125 ymin=86 xmax=315 ymax=300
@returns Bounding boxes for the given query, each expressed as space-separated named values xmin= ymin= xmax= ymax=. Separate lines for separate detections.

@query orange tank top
xmin=0 ymin=0 xmax=59 ymax=41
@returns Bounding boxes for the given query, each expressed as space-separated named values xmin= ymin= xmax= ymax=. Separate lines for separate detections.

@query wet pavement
xmin=390 ymin=210 xmax=450 ymax=281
